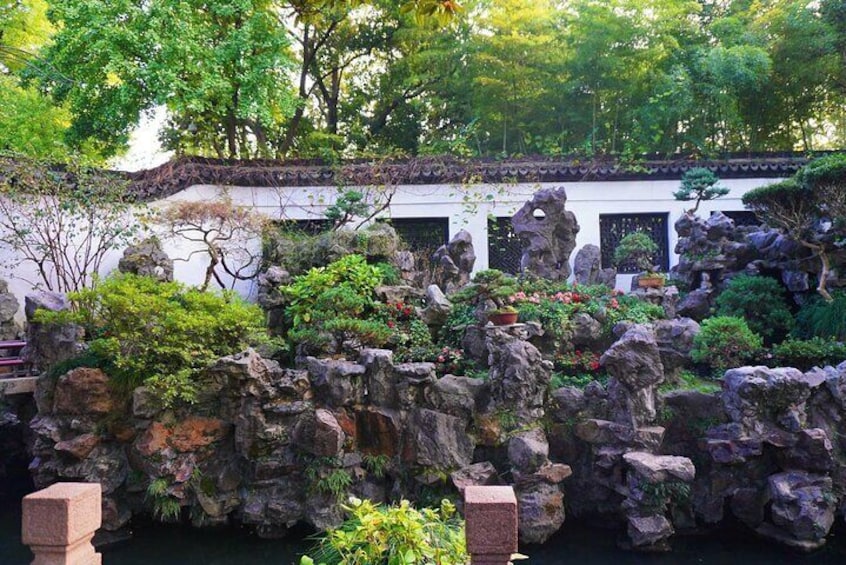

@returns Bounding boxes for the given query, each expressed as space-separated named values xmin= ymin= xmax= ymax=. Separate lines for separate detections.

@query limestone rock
xmin=573 ymin=244 xmax=602 ymax=285
xmin=515 ymin=480 xmax=565 ymax=544
xmin=486 ymin=329 xmax=550 ymax=421
xmin=623 ymin=452 xmax=695 ymax=484
xmin=424 ymin=375 xmax=487 ymax=420
xmin=118 ymin=237 xmax=173 ymax=282
xmin=53 ymin=368 xmax=115 ymax=415
xmin=307 ymin=357 xmax=366 ymax=407
xmin=511 ymin=187 xmax=580 ymax=280
xmin=450 ymin=461 xmax=500 ymax=493
xmin=627 ymin=514 xmax=674 ymax=548
xmin=508 ymin=428 xmax=549 ymax=473
xmin=601 ymin=326 xmax=664 ymax=427
xmin=54 ymin=433 xmax=100 ymax=460
xmin=653 ymin=318 xmax=700 ymax=378
xmin=419 ymin=285 xmax=452 ymax=326
xmin=432 ymin=230 xmax=476 ymax=292
xmin=758 ymin=471 xmax=836 ymax=551
xmin=407 ymin=408 xmax=474 ymax=469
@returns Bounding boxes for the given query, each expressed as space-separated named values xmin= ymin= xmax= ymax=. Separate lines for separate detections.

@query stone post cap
xmin=22 ymin=483 xmax=102 ymax=546
xmin=465 ymin=486 xmax=518 ymax=555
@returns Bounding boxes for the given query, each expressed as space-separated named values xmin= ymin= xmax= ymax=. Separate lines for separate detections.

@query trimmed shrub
xmin=36 ymin=273 xmax=268 ymax=406
xmin=691 ymin=316 xmax=763 ymax=377
xmin=714 ymin=275 xmax=794 ymax=345
xmin=794 ymin=291 xmax=846 ymax=341
xmin=772 ymin=338 xmax=846 ymax=371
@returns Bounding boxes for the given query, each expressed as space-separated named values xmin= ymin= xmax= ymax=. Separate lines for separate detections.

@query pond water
xmin=5 ymin=495 xmax=846 ymax=565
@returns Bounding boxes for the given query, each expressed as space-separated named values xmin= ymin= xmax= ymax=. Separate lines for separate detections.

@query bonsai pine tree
xmin=673 ymin=168 xmax=729 ymax=215
xmin=743 ymin=154 xmax=846 ymax=302
xmin=613 ymin=232 xmax=659 ymax=274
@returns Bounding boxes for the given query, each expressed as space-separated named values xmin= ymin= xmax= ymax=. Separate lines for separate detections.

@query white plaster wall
xmin=0 ymin=176 xmax=782 ymax=320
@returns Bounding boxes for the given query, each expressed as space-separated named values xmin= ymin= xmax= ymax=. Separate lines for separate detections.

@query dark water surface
xmin=5 ymin=496 xmax=846 ymax=565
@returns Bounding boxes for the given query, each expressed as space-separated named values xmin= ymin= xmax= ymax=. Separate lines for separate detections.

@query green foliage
xmin=658 ymin=370 xmax=721 ymax=394
xmin=613 ymin=232 xmax=660 ymax=273
xmin=37 ymin=273 xmax=267 ymax=406
xmin=794 ymin=291 xmax=846 ymax=341
xmin=441 ymin=303 xmax=477 ymax=349
xmin=362 ymin=454 xmax=391 ymax=478
xmin=452 ymin=269 xmax=520 ymax=310
xmin=550 ymin=372 xmax=608 ymax=390
xmin=691 ymin=316 xmax=764 ymax=377
xmin=714 ymin=275 xmax=794 ymax=345
xmin=325 ymin=190 xmax=371 ymax=228
xmin=146 ymin=478 xmax=181 ymax=523
xmin=282 ymin=255 xmax=390 ymax=355
xmin=640 ymin=481 xmax=691 ymax=513
xmin=309 ymin=468 xmax=353 ymax=502
xmin=673 ymin=168 xmax=729 ymax=214
xmin=772 ymin=338 xmax=846 ymax=371
xmin=302 ymin=497 xmax=466 ymax=565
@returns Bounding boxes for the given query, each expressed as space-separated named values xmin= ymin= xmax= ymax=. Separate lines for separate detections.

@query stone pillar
xmin=465 ymin=485 xmax=518 ymax=565
xmin=22 ymin=483 xmax=102 ymax=565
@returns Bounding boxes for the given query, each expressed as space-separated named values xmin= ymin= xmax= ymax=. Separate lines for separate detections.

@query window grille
xmin=386 ymin=217 xmax=449 ymax=254
xmin=718 ymin=210 xmax=759 ymax=227
xmin=600 ymin=213 xmax=669 ymax=273
xmin=488 ymin=217 xmax=522 ymax=275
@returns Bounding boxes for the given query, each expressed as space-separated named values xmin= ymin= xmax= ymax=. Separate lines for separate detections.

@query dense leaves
xmin=37 ymin=273 xmax=269 ymax=406
xmin=9 ymin=0 xmax=845 ymax=159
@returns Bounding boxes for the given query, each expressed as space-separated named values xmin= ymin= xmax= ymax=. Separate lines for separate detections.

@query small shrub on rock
xmin=771 ymin=337 xmax=846 ymax=371
xmin=714 ymin=275 xmax=794 ymax=345
xmin=282 ymin=254 xmax=391 ymax=355
xmin=691 ymin=316 xmax=763 ymax=377
xmin=37 ymin=273 xmax=268 ymax=406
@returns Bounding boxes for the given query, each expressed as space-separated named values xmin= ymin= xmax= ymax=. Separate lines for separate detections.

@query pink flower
xmin=437 ymin=356 xmax=445 ymax=363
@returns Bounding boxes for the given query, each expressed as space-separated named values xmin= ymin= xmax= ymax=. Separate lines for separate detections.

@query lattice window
xmin=386 ymin=217 xmax=449 ymax=254
xmin=600 ymin=213 xmax=669 ymax=273
xmin=488 ymin=217 xmax=522 ymax=275
xmin=718 ymin=210 xmax=760 ymax=227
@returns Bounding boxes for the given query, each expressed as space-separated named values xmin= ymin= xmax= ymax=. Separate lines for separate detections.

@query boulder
xmin=623 ymin=452 xmax=695 ymax=484
xmin=294 ymin=409 xmax=345 ymax=458
xmin=450 ymin=461 xmax=500 ymax=493
xmin=432 ymin=230 xmax=476 ymax=292
xmin=24 ymin=292 xmax=83 ymax=374
xmin=511 ymin=187 xmax=580 ymax=280
xmin=53 ymin=368 xmax=115 ymax=416
xmin=601 ymin=326 xmax=664 ymax=427
xmin=360 ymin=349 xmax=397 ymax=408
xmin=306 ymin=357 xmax=366 ymax=407
xmin=758 ymin=471 xmax=836 ymax=551
xmin=627 ymin=514 xmax=673 ymax=549
xmin=653 ymin=318 xmax=700 ymax=378
xmin=722 ymin=366 xmax=813 ymax=434
xmin=486 ymin=329 xmax=551 ymax=421
xmin=514 ymin=480 xmax=566 ymax=544
xmin=54 ymin=433 xmax=100 ymax=460
xmin=407 ymin=408 xmax=474 ymax=469
xmin=118 ymin=237 xmax=174 ymax=282
xmin=573 ymin=244 xmax=602 ymax=285
xmin=424 ymin=375 xmax=488 ymax=420
xmin=419 ymin=285 xmax=452 ymax=326
xmin=508 ymin=428 xmax=549 ymax=473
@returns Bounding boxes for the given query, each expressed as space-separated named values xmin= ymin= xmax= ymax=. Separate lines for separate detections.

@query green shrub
xmin=772 ymin=337 xmax=846 ymax=371
xmin=691 ymin=316 xmax=763 ymax=377
xmin=714 ymin=275 xmax=794 ymax=344
xmin=301 ymin=498 xmax=467 ymax=565
xmin=794 ymin=291 xmax=846 ymax=341
xmin=613 ymin=232 xmax=659 ymax=272
xmin=36 ymin=273 xmax=268 ymax=406
xmin=282 ymin=255 xmax=391 ymax=354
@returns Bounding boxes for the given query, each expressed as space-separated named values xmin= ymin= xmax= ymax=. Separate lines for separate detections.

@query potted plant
xmin=613 ymin=232 xmax=664 ymax=288
xmin=455 ymin=269 xmax=521 ymax=325
xmin=488 ymin=304 xmax=519 ymax=326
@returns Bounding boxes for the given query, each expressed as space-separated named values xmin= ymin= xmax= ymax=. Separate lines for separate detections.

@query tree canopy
xmin=7 ymin=0 xmax=846 ymax=161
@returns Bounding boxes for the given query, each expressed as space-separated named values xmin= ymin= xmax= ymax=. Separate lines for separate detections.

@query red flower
xmin=387 ymin=321 xmax=395 ymax=328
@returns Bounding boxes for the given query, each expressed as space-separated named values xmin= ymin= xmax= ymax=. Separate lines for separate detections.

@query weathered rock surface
xmin=512 ymin=187 xmax=580 ymax=280
xmin=118 ymin=237 xmax=174 ymax=282
xmin=432 ymin=230 xmax=476 ymax=293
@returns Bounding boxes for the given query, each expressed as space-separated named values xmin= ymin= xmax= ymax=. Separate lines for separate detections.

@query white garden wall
xmin=1 ymin=175 xmax=783 ymax=322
